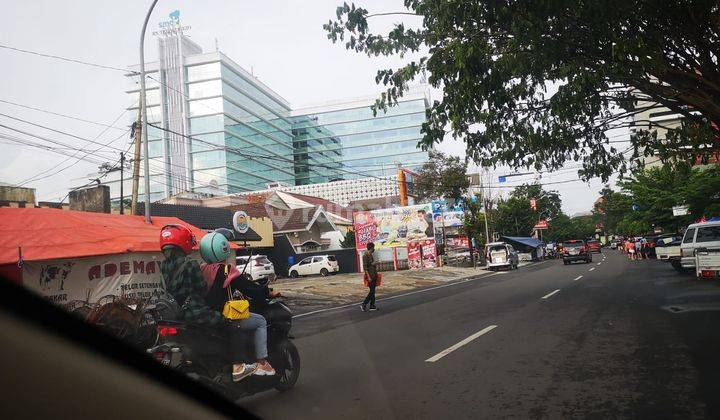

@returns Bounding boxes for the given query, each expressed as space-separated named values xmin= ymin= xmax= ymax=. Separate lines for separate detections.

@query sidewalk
xmin=274 ymin=265 xmax=495 ymax=314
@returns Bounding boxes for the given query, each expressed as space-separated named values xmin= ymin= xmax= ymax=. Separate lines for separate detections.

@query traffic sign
xmin=534 ymin=219 xmax=549 ymax=230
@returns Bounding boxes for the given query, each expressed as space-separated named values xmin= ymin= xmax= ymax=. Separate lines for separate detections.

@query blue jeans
xmin=235 ymin=313 xmax=268 ymax=360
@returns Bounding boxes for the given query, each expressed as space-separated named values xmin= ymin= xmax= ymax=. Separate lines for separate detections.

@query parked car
xmin=235 ymin=255 xmax=275 ymax=281
xmin=563 ymin=240 xmax=592 ymax=265
xmin=485 ymin=242 xmax=519 ymax=270
xmin=289 ymin=255 xmax=340 ymax=278
xmin=656 ymin=238 xmax=684 ymax=272
xmin=680 ymin=220 xmax=720 ymax=270
xmin=587 ymin=240 xmax=602 ymax=253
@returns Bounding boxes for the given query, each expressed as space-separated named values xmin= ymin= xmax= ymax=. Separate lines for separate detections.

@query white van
xmin=485 ymin=242 xmax=519 ymax=270
xmin=680 ymin=220 xmax=720 ymax=269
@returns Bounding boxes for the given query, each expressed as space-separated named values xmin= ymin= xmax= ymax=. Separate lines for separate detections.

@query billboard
xmin=433 ymin=210 xmax=464 ymax=228
xmin=353 ymin=203 xmax=435 ymax=251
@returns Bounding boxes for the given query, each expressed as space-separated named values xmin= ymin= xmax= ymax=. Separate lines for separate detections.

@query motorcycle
xmin=145 ymin=293 xmax=300 ymax=400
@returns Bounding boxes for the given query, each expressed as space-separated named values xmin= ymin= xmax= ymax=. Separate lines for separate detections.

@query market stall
xmin=0 ymin=207 xmax=217 ymax=310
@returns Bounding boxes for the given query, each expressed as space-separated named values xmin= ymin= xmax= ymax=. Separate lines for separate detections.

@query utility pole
xmin=139 ymin=0 xmax=159 ymax=224
xmin=130 ymin=110 xmax=142 ymax=215
xmin=120 ymin=152 xmax=125 ymax=214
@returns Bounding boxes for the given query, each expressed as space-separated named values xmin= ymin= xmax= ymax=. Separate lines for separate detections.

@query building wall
xmin=632 ymin=98 xmax=684 ymax=168
xmin=0 ymin=186 xmax=35 ymax=206
xmin=236 ymin=177 xmax=401 ymax=207
xmin=69 ymin=186 xmax=111 ymax=213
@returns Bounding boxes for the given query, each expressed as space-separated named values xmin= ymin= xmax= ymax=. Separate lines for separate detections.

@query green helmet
xmin=199 ymin=231 xmax=230 ymax=264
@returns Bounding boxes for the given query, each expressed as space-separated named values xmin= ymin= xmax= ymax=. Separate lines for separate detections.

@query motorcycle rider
xmin=159 ymin=224 xmax=257 ymax=381
xmin=199 ymin=229 xmax=277 ymax=376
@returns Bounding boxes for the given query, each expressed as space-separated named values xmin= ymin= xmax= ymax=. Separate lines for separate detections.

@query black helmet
xmin=214 ymin=227 xmax=236 ymax=241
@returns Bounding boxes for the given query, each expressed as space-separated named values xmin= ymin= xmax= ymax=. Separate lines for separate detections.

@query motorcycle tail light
xmin=158 ymin=326 xmax=178 ymax=336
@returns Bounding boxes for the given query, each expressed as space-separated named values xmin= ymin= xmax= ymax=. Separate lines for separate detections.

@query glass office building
xmin=291 ymin=92 xmax=430 ymax=183
xmin=103 ymin=29 xmax=429 ymax=203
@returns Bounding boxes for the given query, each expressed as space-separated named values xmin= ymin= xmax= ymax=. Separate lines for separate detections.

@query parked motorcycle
xmin=146 ymin=295 xmax=300 ymax=400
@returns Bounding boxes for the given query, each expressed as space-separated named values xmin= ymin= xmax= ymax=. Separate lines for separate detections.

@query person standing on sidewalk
xmin=361 ymin=242 xmax=379 ymax=312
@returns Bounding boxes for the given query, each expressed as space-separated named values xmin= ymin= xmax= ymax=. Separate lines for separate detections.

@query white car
xmin=236 ymin=255 xmax=275 ymax=281
xmin=680 ymin=220 xmax=720 ymax=269
xmin=289 ymin=255 xmax=339 ymax=278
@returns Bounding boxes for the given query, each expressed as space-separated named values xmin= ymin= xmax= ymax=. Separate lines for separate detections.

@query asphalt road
xmin=242 ymin=251 xmax=720 ymax=419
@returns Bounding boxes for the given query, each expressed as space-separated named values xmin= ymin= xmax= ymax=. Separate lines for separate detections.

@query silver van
xmin=680 ymin=220 xmax=720 ymax=269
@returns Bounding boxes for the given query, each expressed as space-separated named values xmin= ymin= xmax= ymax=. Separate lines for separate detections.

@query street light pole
xmin=139 ymin=0 xmax=158 ymax=223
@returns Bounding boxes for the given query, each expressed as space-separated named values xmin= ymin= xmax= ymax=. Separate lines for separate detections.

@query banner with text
xmin=22 ymin=252 xmax=173 ymax=310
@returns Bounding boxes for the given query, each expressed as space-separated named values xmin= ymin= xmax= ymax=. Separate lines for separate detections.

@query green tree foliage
xmin=593 ymin=187 xmax=633 ymax=234
xmin=460 ymin=195 xmax=487 ymax=247
xmin=340 ymin=230 xmax=356 ymax=248
xmin=545 ymin=213 xmax=597 ymax=243
xmin=492 ymin=183 xmax=562 ymax=237
xmin=324 ymin=1 xmax=720 ymax=180
xmin=413 ymin=150 xmax=469 ymax=203
xmin=615 ymin=163 xmax=720 ymax=234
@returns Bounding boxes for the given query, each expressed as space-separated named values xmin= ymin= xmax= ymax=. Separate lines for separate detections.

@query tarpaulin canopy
xmin=0 ymin=207 xmax=221 ymax=265
xmin=500 ymin=236 xmax=543 ymax=249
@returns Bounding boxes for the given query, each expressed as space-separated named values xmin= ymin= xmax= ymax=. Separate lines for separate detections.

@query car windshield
xmin=6 ymin=2 xmax=720 ymax=418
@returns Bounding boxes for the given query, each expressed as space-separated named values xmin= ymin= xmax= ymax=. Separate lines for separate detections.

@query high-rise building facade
xmin=100 ymin=24 xmax=429 ymax=204
xmin=291 ymin=90 xmax=430 ymax=184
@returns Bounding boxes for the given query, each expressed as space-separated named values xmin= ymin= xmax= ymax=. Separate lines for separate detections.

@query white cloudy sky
xmin=0 ymin=0 xmax=618 ymax=214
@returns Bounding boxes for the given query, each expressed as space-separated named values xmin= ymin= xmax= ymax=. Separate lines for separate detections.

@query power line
xmin=0 ymin=98 xmax=129 ymax=132
xmin=0 ymin=125 xmax=115 ymax=162
xmin=0 ymin=112 xmax=127 ymax=152
xmin=0 ymin=133 xmax=107 ymax=165
xmin=15 ymin=106 xmax=132 ymax=186
xmin=0 ymin=43 xmax=136 ymax=74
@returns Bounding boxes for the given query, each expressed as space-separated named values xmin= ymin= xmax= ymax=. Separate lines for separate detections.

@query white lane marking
xmin=589 ymin=267 xmax=596 ymax=272
xmin=541 ymin=289 xmax=561 ymax=299
xmin=293 ymin=272 xmax=502 ymax=318
xmin=425 ymin=325 xmax=498 ymax=363
xmin=597 ymin=262 xmax=602 ymax=266
xmin=573 ymin=275 xmax=583 ymax=281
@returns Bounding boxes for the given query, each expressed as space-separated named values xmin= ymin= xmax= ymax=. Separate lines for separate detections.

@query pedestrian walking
xmin=627 ymin=239 xmax=636 ymax=261
xmin=361 ymin=242 xmax=380 ymax=312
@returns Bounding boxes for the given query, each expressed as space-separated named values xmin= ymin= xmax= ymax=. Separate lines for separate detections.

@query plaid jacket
xmin=161 ymin=255 xmax=223 ymax=326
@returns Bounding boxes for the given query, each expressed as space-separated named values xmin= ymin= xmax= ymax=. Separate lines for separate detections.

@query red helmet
xmin=160 ymin=224 xmax=197 ymax=254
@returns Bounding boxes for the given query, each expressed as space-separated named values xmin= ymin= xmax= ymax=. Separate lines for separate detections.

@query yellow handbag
xmin=222 ymin=285 xmax=250 ymax=320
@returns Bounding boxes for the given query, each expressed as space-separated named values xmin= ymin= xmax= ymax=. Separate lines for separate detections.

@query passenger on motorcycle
xmin=159 ymin=224 xmax=257 ymax=381
xmin=199 ymin=229 xmax=277 ymax=377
